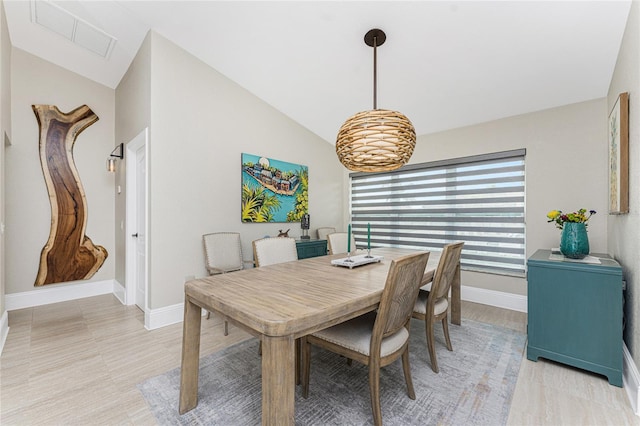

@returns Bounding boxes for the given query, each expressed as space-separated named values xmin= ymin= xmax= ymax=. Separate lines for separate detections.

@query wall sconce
xmin=107 ymin=143 xmax=124 ymax=172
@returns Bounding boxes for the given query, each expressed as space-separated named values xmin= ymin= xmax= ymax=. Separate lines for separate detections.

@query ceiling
xmin=3 ymin=1 xmax=632 ymax=144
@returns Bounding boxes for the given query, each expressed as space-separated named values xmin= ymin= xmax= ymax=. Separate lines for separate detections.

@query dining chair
xmin=252 ymin=237 xmax=298 ymax=267
xmin=202 ymin=232 xmax=252 ymax=331
xmin=301 ymin=251 xmax=430 ymax=426
xmin=326 ymin=232 xmax=357 ymax=255
xmin=412 ymin=241 xmax=464 ymax=373
xmin=252 ymin=236 xmax=300 ymax=374
xmin=316 ymin=226 xmax=336 ymax=240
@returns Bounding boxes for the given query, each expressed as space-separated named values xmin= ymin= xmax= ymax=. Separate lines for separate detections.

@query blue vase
xmin=560 ymin=222 xmax=590 ymax=259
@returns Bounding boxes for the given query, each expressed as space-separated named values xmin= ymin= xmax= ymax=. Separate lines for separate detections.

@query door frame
xmin=125 ymin=128 xmax=149 ymax=317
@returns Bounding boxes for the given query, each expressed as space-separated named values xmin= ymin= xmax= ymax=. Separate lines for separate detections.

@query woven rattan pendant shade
xmin=336 ymin=109 xmax=416 ymax=172
xmin=336 ymin=29 xmax=416 ymax=172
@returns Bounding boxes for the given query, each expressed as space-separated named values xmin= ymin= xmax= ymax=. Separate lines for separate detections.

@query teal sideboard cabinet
xmin=527 ymin=249 xmax=623 ymax=387
xmin=295 ymin=239 xmax=327 ymax=259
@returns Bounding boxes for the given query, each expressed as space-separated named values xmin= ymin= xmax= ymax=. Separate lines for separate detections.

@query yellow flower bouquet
xmin=547 ymin=208 xmax=596 ymax=230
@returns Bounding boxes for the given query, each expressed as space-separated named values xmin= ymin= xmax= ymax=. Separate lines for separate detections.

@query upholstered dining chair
xmin=202 ymin=232 xmax=253 ymax=331
xmin=252 ymin=236 xmax=300 ymax=371
xmin=412 ymin=241 xmax=464 ymax=373
xmin=316 ymin=226 xmax=336 ymax=240
xmin=252 ymin=237 xmax=298 ymax=267
xmin=302 ymin=251 xmax=430 ymax=426
xmin=326 ymin=232 xmax=357 ymax=255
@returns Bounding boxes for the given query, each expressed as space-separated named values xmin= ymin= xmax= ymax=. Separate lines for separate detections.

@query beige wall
xmin=0 ymin=0 xmax=10 ymax=314
xmin=114 ymin=33 xmax=151 ymax=286
xmin=5 ymin=48 xmax=115 ymax=294
xmin=140 ymin=33 xmax=343 ymax=309
xmin=387 ymin=98 xmax=608 ymax=296
xmin=608 ymin=0 xmax=640 ymax=363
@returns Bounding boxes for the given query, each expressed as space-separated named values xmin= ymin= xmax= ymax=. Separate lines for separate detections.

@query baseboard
xmin=5 ymin=279 xmax=116 ymax=311
xmin=113 ymin=280 xmax=126 ymax=304
xmin=144 ymin=303 xmax=210 ymax=330
xmin=461 ymin=285 xmax=527 ymax=313
xmin=624 ymin=342 xmax=640 ymax=415
xmin=0 ymin=310 xmax=9 ymax=356
xmin=144 ymin=303 xmax=184 ymax=330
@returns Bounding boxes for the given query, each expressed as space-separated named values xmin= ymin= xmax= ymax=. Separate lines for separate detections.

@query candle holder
xmin=365 ymin=222 xmax=372 ymax=257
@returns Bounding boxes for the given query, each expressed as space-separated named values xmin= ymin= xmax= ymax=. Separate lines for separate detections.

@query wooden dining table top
xmin=184 ymin=247 xmax=441 ymax=339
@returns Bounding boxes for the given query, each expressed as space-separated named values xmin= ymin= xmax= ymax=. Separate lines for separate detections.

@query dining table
xmin=178 ymin=247 xmax=461 ymax=425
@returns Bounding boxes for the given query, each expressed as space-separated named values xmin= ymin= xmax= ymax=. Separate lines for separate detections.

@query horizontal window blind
xmin=350 ymin=149 xmax=526 ymax=276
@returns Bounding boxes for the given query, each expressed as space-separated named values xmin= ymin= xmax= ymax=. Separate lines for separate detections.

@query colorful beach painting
xmin=241 ymin=153 xmax=308 ymax=223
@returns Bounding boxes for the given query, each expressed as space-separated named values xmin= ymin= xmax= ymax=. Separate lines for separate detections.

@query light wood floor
xmin=1 ymin=294 xmax=637 ymax=425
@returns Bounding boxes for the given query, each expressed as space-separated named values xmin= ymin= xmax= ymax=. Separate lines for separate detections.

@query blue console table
xmin=527 ymin=249 xmax=623 ymax=387
xmin=295 ymin=239 xmax=327 ymax=259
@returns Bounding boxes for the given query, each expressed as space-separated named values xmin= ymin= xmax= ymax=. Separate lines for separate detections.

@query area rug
xmin=138 ymin=319 xmax=525 ymax=425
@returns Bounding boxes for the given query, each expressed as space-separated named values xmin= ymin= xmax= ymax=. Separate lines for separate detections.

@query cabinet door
xmin=528 ymin=264 xmax=622 ymax=368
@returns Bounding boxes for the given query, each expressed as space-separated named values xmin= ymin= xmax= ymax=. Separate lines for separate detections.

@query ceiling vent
xmin=30 ymin=0 xmax=117 ymax=59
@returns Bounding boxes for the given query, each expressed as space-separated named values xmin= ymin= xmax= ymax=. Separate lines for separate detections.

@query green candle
xmin=367 ymin=223 xmax=371 ymax=250
xmin=347 ymin=224 xmax=351 ymax=253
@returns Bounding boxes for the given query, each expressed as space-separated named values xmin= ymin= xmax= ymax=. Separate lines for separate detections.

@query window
xmin=350 ymin=149 xmax=526 ymax=276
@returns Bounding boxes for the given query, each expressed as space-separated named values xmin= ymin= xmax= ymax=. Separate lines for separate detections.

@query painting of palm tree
xmin=241 ymin=153 xmax=309 ymax=223
xmin=241 ymin=184 xmax=281 ymax=222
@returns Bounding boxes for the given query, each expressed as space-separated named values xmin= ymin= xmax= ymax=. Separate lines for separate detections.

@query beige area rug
xmin=139 ymin=319 xmax=526 ymax=425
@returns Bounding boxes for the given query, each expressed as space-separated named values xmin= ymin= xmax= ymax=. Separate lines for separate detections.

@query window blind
xmin=350 ymin=149 xmax=526 ymax=276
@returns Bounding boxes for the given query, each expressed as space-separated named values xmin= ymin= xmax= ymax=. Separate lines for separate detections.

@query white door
xmin=134 ymin=145 xmax=146 ymax=310
xmin=125 ymin=128 xmax=148 ymax=314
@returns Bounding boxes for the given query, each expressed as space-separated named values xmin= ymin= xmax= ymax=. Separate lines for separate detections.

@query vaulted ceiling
xmin=3 ymin=1 xmax=632 ymax=143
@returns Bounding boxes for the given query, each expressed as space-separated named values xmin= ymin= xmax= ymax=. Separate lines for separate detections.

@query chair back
xmin=374 ymin=252 xmax=430 ymax=339
xmin=316 ymin=227 xmax=336 ymax=240
xmin=252 ymin=237 xmax=298 ymax=267
xmin=202 ymin=232 xmax=243 ymax=275
xmin=431 ymin=242 xmax=464 ymax=300
xmin=326 ymin=232 xmax=357 ymax=255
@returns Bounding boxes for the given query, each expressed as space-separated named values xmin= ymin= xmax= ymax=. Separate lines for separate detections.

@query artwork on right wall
xmin=608 ymin=92 xmax=629 ymax=214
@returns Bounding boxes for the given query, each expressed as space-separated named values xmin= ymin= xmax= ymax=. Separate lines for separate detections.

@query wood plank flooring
xmin=1 ymin=294 xmax=637 ymax=425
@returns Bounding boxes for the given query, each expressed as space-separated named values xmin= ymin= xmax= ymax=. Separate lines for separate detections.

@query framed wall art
xmin=608 ymin=92 xmax=629 ymax=214
xmin=241 ymin=153 xmax=308 ymax=223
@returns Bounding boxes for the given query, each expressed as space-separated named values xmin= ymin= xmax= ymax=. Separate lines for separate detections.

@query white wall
xmin=5 ymin=48 xmax=115 ymax=294
xmin=608 ymin=0 xmax=640 ymax=363
xmin=146 ymin=33 xmax=343 ymax=309
xmin=373 ymin=98 xmax=608 ymax=296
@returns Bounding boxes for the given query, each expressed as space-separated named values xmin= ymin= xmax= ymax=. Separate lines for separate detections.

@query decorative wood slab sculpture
xmin=32 ymin=105 xmax=108 ymax=286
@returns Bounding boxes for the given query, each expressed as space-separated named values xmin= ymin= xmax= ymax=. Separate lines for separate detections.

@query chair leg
xmin=224 ymin=320 xmax=229 ymax=336
xmin=301 ymin=337 xmax=311 ymax=398
xmin=401 ymin=347 xmax=416 ymax=400
xmin=369 ymin=364 xmax=383 ymax=426
xmin=295 ymin=338 xmax=300 ymax=385
xmin=425 ymin=316 xmax=439 ymax=373
xmin=442 ymin=315 xmax=453 ymax=351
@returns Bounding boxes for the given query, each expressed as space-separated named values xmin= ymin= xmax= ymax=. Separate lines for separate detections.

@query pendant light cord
xmin=373 ymin=35 xmax=378 ymax=110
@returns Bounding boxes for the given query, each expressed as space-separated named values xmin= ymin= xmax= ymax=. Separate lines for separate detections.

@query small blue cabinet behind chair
xmin=295 ymin=239 xmax=328 ymax=259
xmin=527 ymin=249 xmax=623 ymax=387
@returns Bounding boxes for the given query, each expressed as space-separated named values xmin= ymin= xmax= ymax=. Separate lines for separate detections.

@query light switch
xmin=117 ymin=185 xmax=121 ymax=194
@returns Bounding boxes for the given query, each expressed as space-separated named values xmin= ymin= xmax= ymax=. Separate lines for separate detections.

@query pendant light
xmin=336 ymin=29 xmax=416 ymax=172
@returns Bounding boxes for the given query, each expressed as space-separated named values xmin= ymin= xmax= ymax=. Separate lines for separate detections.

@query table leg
xmin=451 ymin=263 xmax=461 ymax=325
xmin=179 ymin=296 xmax=202 ymax=414
xmin=261 ymin=335 xmax=295 ymax=426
